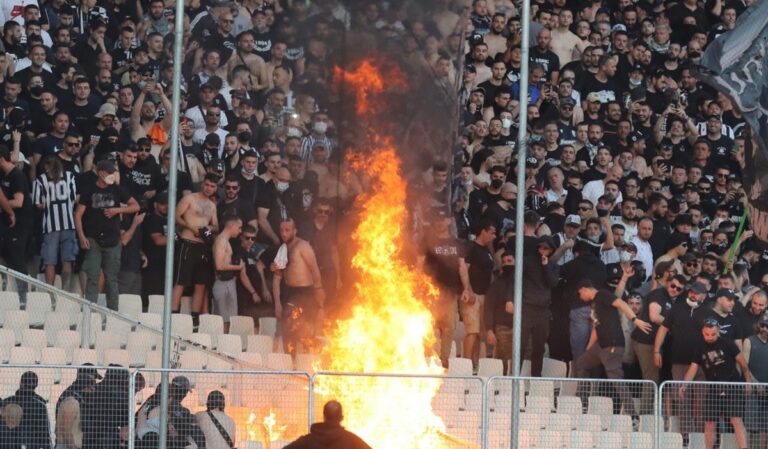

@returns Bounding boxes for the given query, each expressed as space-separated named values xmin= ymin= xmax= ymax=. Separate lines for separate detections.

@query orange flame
xmin=246 ymin=408 xmax=288 ymax=448
xmin=333 ymin=59 xmax=405 ymax=115
xmin=315 ymin=60 xmax=448 ymax=448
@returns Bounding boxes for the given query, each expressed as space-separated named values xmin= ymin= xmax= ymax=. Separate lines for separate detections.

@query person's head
xmin=224 ymin=177 xmax=240 ymax=201
xmin=577 ymin=279 xmax=598 ymax=302
xmin=280 ymin=218 xmax=297 ymax=243
xmin=323 ymin=400 xmax=344 ymax=425
xmin=751 ymin=291 xmax=768 ymax=317
xmin=240 ymin=224 xmax=257 ymax=250
xmin=120 ymin=147 xmax=138 ymax=169
xmin=475 ymin=220 xmax=497 ymax=245
xmin=206 ymin=390 xmax=226 ymax=412
xmin=637 ymin=217 xmax=653 ymax=241
xmin=702 ymin=318 xmax=720 ymax=344
xmin=666 ymin=274 xmax=686 ymax=297
xmin=627 ymin=293 xmax=643 ymax=315
xmin=202 ymin=173 xmax=220 ymax=198
xmin=222 ymin=214 xmax=243 ymax=237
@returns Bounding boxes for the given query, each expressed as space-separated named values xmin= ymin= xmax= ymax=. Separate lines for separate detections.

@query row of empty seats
xmin=447 ymin=357 xmax=568 ymax=379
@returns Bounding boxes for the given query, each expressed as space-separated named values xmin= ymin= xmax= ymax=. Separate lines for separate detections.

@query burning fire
xmin=246 ymin=408 xmax=287 ymax=448
xmin=314 ymin=60 xmax=451 ymax=448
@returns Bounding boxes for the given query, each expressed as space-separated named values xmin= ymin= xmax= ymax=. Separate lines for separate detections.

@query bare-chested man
xmin=273 ymin=218 xmax=324 ymax=354
xmin=213 ymin=215 xmax=259 ymax=332
xmin=173 ymin=173 xmax=219 ymax=325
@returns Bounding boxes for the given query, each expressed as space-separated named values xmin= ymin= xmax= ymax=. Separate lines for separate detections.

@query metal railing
xmin=4 ymin=362 xmax=768 ymax=449
xmin=0 ymin=265 xmax=256 ymax=371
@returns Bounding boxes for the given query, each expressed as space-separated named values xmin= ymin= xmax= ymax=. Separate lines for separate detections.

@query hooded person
xmin=284 ymin=401 xmax=371 ymax=449
xmin=3 ymin=372 xmax=51 ymax=449
xmin=136 ymin=376 xmax=206 ymax=449
xmin=84 ymin=366 xmax=130 ymax=449
xmin=55 ymin=364 xmax=101 ymax=449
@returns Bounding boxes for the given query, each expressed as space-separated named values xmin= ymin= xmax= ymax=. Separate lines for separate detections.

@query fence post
xmin=80 ymin=304 xmax=91 ymax=349
xmin=657 ymin=381 xmax=666 ymax=449
xmin=128 ymin=370 xmax=137 ymax=449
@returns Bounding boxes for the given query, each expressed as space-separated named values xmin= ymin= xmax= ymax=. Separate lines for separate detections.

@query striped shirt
xmin=32 ymin=171 xmax=78 ymax=233
xmin=299 ymin=134 xmax=334 ymax=163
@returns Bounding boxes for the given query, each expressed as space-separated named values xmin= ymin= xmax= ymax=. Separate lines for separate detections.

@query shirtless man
xmin=273 ymin=218 xmax=324 ymax=354
xmin=213 ymin=215 xmax=260 ymax=332
xmin=173 ymin=173 xmax=219 ymax=325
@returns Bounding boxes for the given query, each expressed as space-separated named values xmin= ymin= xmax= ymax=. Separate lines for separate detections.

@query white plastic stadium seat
xmin=541 ymin=357 xmax=568 ymax=378
xmin=579 ymin=414 xmax=603 ymax=432
xmin=556 ymin=395 xmax=583 ymax=415
xmin=54 ymin=295 xmax=81 ymax=327
xmin=597 ymin=431 xmax=624 ymax=449
xmin=0 ymin=329 xmax=15 ymax=363
xmin=547 ymin=413 xmax=573 ymax=432
xmin=10 ymin=346 xmax=40 ymax=364
xmin=258 ymin=317 xmax=277 ymax=336
xmin=138 ymin=312 xmax=162 ymax=329
xmin=21 ymin=329 xmax=47 ymax=350
xmin=126 ymin=331 xmax=155 ymax=366
xmin=148 ymin=295 xmax=164 ymax=314
xmin=266 ymin=352 xmax=293 ymax=371
xmin=570 ymin=430 xmax=595 ymax=449
xmin=447 ymin=357 xmax=473 ymax=376
xmin=216 ymin=334 xmax=243 ymax=358
xmin=587 ymin=396 xmax=614 ymax=416
xmin=44 ymin=311 xmax=71 ymax=346
xmin=103 ymin=349 xmax=130 ymax=367
xmin=105 ymin=316 xmax=132 ymax=346
xmin=228 ymin=316 xmax=255 ymax=346
xmin=117 ymin=294 xmax=142 ymax=320
xmin=630 ymin=432 xmax=653 ymax=449
xmin=295 ymin=353 xmax=318 ymax=373
xmin=246 ymin=335 xmax=274 ymax=359
xmin=477 ymin=358 xmax=503 ymax=377
xmin=55 ymin=330 xmax=81 ymax=364
xmin=25 ymin=292 xmax=53 ymax=326
xmin=238 ymin=352 xmax=263 ymax=368
xmin=199 ymin=314 xmax=224 ymax=347
xmin=0 ymin=292 xmax=20 ymax=325
xmin=171 ymin=314 xmax=193 ymax=339
xmin=661 ymin=432 xmax=684 ymax=449
xmin=5 ymin=310 xmax=29 ymax=344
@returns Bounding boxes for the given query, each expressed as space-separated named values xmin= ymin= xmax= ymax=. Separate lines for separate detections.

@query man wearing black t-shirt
xmin=574 ymin=279 xmax=651 ymax=417
xmin=218 ymin=177 xmax=257 ymax=231
xmin=74 ymin=160 xmax=139 ymax=310
xmin=680 ymin=320 xmax=753 ymax=449
xmin=419 ymin=210 xmax=471 ymax=368
xmin=529 ymin=28 xmax=560 ymax=84
xmin=462 ymin=220 xmax=496 ymax=368
xmin=0 ymin=146 xmax=33 ymax=299
xmin=141 ymin=192 xmax=168 ymax=306
xmin=705 ymin=288 xmax=745 ymax=348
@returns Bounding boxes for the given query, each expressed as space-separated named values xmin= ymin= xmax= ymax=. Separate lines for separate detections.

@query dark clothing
xmin=694 ymin=336 xmax=742 ymax=382
xmin=592 ymin=289 xmax=624 ymax=348
xmin=521 ymin=250 xmax=558 ymax=309
xmin=465 ymin=241 xmax=494 ymax=295
xmin=128 ymin=158 xmax=163 ymax=199
xmin=631 ymin=287 xmax=676 ymax=345
xmin=217 ymin=198 xmax=256 ymax=226
xmin=86 ymin=369 xmax=130 ymax=449
xmin=79 ymin=184 xmax=131 ymax=248
xmin=3 ymin=390 xmax=51 ymax=449
xmin=236 ymin=173 xmax=264 ymax=206
xmin=560 ymin=252 xmax=607 ymax=308
xmin=649 ymin=217 xmax=672 ymax=260
xmin=484 ymin=273 xmax=514 ymax=329
xmin=284 ymin=422 xmax=372 ymax=449
xmin=422 ymin=235 xmax=463 ymax=295
xmin=702 ymin=310 xmax=744 ymax=343
xmin=467 ymin=188 xmax=501 ymax=228
xmin=661 ymin=301 xmax=713 ymax=364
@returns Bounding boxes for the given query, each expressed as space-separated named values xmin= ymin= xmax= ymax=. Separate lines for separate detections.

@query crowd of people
xmin=0 ymin=0 xmax=764 ymax=443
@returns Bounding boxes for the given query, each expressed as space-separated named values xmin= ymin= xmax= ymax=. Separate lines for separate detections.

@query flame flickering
xmin=246 ymin=408 xmax=288 ymax=449
xmin=313 ymin=60 xmax=454 ymax=448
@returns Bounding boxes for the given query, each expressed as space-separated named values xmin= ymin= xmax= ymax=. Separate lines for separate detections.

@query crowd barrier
xmin=2 ymin=363 xmax=768 ymax=449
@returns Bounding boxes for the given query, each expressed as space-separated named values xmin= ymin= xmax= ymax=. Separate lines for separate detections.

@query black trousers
xmin=520 ymin=305 xmax=551 ymax=377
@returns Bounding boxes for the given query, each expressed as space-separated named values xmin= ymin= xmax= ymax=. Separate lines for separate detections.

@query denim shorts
xmin=41 ymin=230 xmax=79 ymax=265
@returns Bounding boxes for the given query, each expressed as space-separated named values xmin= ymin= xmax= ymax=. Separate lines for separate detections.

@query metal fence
xmin=659 ymin=381 xmax=764 ymax=449
xmin=486 ymin=376 xmax=659 ymax=449
xmin=6 ymin=362 xmax=768 ymax=449
xmin=130 ymin=368 xmax=312 ymax=449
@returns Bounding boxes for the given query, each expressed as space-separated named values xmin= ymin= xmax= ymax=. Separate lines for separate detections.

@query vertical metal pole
xmin=511 ymin=0 xmax=531 ymax=448
xmin=158 ymin=0 xmax=186 ymax=445
xmin=127 ymin=371 xmax=137 ymax=449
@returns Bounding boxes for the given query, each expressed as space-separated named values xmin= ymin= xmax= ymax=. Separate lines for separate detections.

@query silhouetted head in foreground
xmin=323 ymin=400 xmax=343 ymax=425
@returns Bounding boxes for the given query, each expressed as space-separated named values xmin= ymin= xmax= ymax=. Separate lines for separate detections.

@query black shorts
xmin=704 ymin=384 xmax=745 ymax=421
xmin=173 ymin=239 xmax=212 ymax=287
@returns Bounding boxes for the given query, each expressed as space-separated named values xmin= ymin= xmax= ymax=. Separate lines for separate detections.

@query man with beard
xmin=273 ymin=218 xmax=324 ymax=355
xmin=418 ymin=209 xmax=470 ymax=368
xmin=218 ymin=177 xmax=257 ymax=229
xmin=193 ymin=104 xmax=228 ymax=156
xmin=601 ymin=101 xmax=623 ymax=138
xmin=529 ymin=28 xmax=559 ymax=84
xmin=224 ymin=31 xmax=268 ymax=91
xmin=611 ymin=198 xmax=639 ymax=240
xmin=250 ymin=8 xmax=274 ymax=62
xmin=257 ymin=166 xmax=298 ymax=245
xmin=484 ymin=251 xmax=515 ymax=373
xmin=576 ymin=122 xmax=605 ymax=170
xmin=477 ymin=60 xmax=508 ymax=108
xmin=482 ymin=182 xmax=517 ymax=237
xmin=129 ymin=81 xmax=173 ymax=143
xmin=738 ymin=290 xmax=767 ymax=338
xmin=128 ymin=138 xmax=163 ymax=201
xmin=172 ymin=174 xmax=219 ymax=325
xmin=577 ymin=55 xmax=621 ymax=106
xmin=631 ymin=274 xmax=689 ymax=414
xmin=467 ymin=165 xmax=505 ymax=228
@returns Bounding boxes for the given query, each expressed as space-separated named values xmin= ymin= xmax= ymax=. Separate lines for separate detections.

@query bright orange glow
xmin=314 ymin=59 xmax=449 ymax=449
xmin=246 ymin=408 xmax=288 ymax=448
xmin=332 ymin=59 xmax=404 ymax=115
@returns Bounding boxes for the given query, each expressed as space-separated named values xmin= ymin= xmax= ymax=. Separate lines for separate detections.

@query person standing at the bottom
xmin=744 ymin=313 xmax=768 ymax=448
xmin=679 ymin=319 xmax=753 ymax=449
xmin=284 ymin=401 xmax=371 ymax=449
xmin=574 ymin=279 xmax=652 ymax=419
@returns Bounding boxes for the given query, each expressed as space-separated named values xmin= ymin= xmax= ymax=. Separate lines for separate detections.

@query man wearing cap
xmin=56 ymin=365 xmax=101 ymax=449
xmin=5 ymin=372 xmax=51 ymax=449
xmin=705 ymin=288 xmax=746 ymax=349
xmin=679 ymin=319 xmax=752 ymax=449
xmin=137 ymin=376 xmax=206 ymax=449
xmin=75 ymin=159 xmax=140 ymax=310
xmin=574 ymin=280 xmax=651 ymax=416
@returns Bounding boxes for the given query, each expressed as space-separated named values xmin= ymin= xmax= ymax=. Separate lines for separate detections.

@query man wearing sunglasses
xmin=654 ymin=281 xmax=717 ymax=434
xmin=679 ymin=318 xmax=752 ymax=449
xmin=126 ymin=137 xmax=163 ymax=201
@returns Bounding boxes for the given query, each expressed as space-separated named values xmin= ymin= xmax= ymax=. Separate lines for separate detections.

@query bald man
xmin=284 ymin=401 xmax=371 ymax=449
